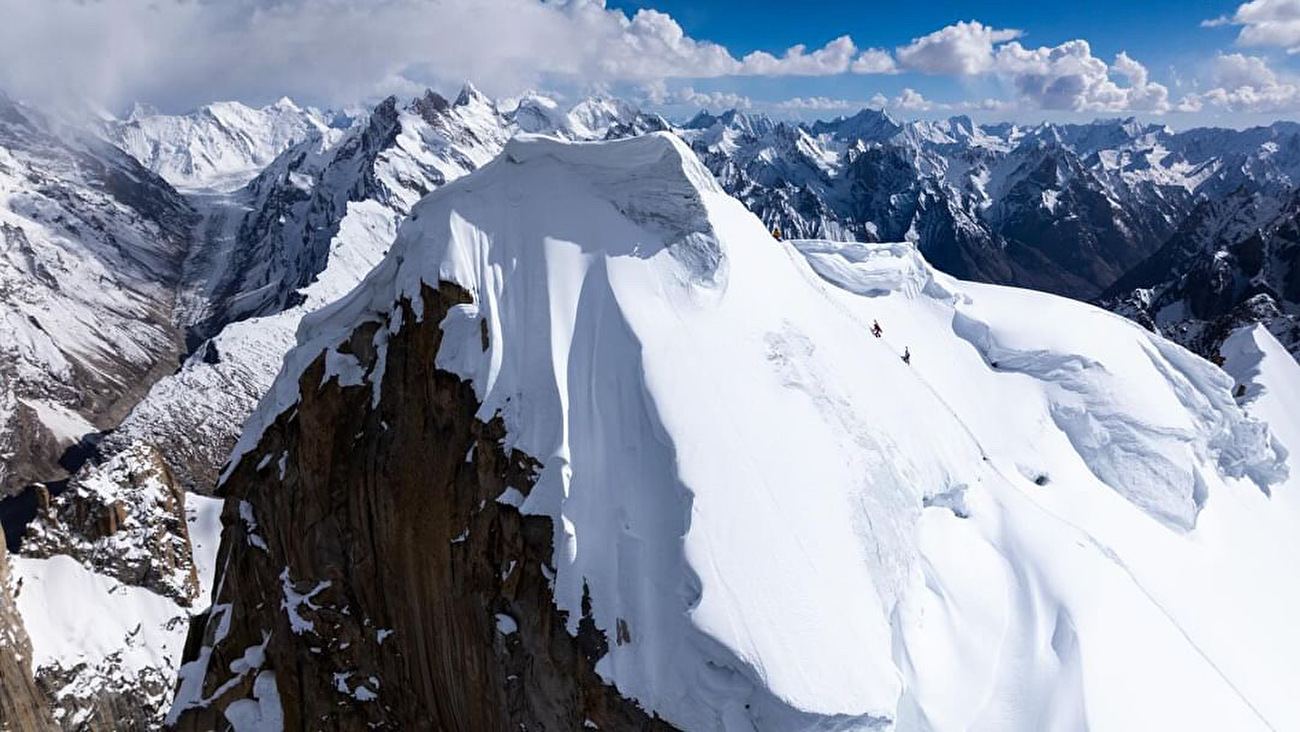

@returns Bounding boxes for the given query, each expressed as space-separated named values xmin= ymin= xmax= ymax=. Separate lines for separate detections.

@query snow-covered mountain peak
xmin=505 ymin=93 xmax=566 ymax=134
xmin=563 ymin=96 xmax=644 ymax=138
xmin=189 ymin=133 xmax=1298 ymax=730
xmin=454 ymin=80 xmax=490 ymax=108
xmin=103 ymin=98 xmax=333 ymax=190
xmin=808 ymin=106 xmax=902 ymax=142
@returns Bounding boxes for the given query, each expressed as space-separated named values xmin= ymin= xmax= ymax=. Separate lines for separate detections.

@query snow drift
xmin=219 ymin=132 xmax=1299 ymax=730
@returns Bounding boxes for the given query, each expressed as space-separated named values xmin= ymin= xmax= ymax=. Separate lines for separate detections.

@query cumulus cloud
xmin=1205 ymin=0 xmax=1300 ymax=53
xmin=777 ymin=89 xmax=953 ymax=114
xmin=775 ymin=94 xmax=892 ymax=111
xmin=896 ymin=21 xmax=1024 ymax=75
xmin=776 ymin=96 xmax=863 ymax=111
xmin=893 ymin=21 xmax=1169 ymax=113
xmin=0 ymin=0 xmax=885 ymax=111
xmin=994 ymin=42 xmax=1170 ymax=112
xmin=850 ymin=49 xmax=899 ymax=74
xmin=1178 ymin=53 xmax=1300 ymax=112
xmin=735 ymin=36 xmax=896 ymax=76
xmin=892 ymin=88 xmax=935 ymax=111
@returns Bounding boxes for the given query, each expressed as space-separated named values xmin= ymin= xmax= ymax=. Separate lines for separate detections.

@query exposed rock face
xmin=0 ymin=526 xmax=56 ymax=731
xmin=6 ymin=442 xmax=207 ymax=731
xmin=34 ymin=663 xmax=177 ymax=732
xmin=1101 ymin=186 xmax=1300 ymax=360
xmin=21 ymin=442 xmax=199 ymax=606
xmin=171 ymin=283 xmax=672 ymax=730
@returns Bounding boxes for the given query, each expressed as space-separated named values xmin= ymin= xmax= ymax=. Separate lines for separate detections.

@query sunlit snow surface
xmin=229 ymin=133 xmax=1299 ymax=731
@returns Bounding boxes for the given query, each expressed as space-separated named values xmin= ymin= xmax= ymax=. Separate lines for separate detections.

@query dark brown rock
xmin=172 ymin=282 xmax=675 ymax=731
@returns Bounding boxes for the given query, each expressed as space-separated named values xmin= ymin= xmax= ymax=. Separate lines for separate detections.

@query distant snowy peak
xmin=504 ymin=92 xmax=668 ymax=140
xmin=807 ymin=107 xmax=902 ymax=143
xmin=104 ymin=98 xmax=334 ymax=191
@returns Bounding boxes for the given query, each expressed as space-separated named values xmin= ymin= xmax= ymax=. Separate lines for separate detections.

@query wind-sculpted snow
xmin=217 ymin=133 xmax=1300 ymax=730
xmin=948 ymin=296 xmax=1284 ymax=529
xmin=791 ymin=239 xmax=959 ymax=301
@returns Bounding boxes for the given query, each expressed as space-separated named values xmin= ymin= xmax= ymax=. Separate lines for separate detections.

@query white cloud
xmin=893 ymin=21 xmax=1169 ymax=113
xmin=892 ymin=88 xmax=935 ymax=111
xmin=735 ymin=36 xmax=896 ymax=76
xmin=850 ymin=49 xmax=899 ymax=74
xmin=0 ymin=0 xmax=883 ymax=111
xmin=896 ymin=21 xmax=1024 ymax=75
xmin=640 ymin=80 xmax=751 ymax=109
xmin=1179 ymin=53 xmax=1300 ymax=112
xmin=1206 ymin=0 xmax=1300 ymax=53
xmin=1210 ymin=51 xmax=1280 ymax=88
xmin=680 ymin=87 xmax=754 ymax=110
xmin=776 ymin=96 xmax=862 ymax=111
xmin=991 ymin=43 xmax=1170 ymax=112
xmin=737 ymin=35 xmax=855 ymax=75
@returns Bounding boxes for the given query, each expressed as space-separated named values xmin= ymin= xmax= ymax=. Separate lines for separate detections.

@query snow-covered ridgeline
xmin=209 ymin=133 xmax=1299 ymax=730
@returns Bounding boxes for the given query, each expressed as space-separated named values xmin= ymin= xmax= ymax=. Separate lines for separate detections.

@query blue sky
xmin=602 ymin=0 xmax=1300 ymax=126
xmin=2 ymin=0 xmax=1298 ymax=127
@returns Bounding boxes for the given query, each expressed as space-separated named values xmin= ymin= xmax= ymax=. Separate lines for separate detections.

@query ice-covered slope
xmin=176 ymin=133 xmax=1297 ymax=730
xmin=103 ymin=99 xmax=332 ymax=191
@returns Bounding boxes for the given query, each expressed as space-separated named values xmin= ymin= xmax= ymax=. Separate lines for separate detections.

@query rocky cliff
xmin=170 ymin=283 xmax=671 ymax=730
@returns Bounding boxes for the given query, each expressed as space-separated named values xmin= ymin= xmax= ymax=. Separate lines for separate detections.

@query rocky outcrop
xmin=8 ymin=441 xmax=203 ymax=731
xmin=34 ymin=664 xmax=178 ymax=732
xmin=21 ymin=442 xmax=199 ymax=606
xmin=171 ymin=283 xmax=672 ymax=730
xmin=0 ymin=525 xmax=57 ymax=731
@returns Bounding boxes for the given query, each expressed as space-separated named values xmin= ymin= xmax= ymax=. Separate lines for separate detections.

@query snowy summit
xmin=177 ymin=132 xmax=1300 ymax=731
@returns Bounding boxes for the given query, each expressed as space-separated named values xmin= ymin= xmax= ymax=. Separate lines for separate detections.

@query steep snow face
xmin=228 ymin=133 xmax=1296 ymax=730
xmin=103 ymin=99 xmax=333 ymax=191
xmin=0 ymin=96 xmax=194 ymax=493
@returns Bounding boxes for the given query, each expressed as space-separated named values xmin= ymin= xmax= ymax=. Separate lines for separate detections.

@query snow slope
xmin=1221 ymin=325 xmax=1300 ymax=480
xmin=220 ymin=132 xmax=1297 ymax=730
